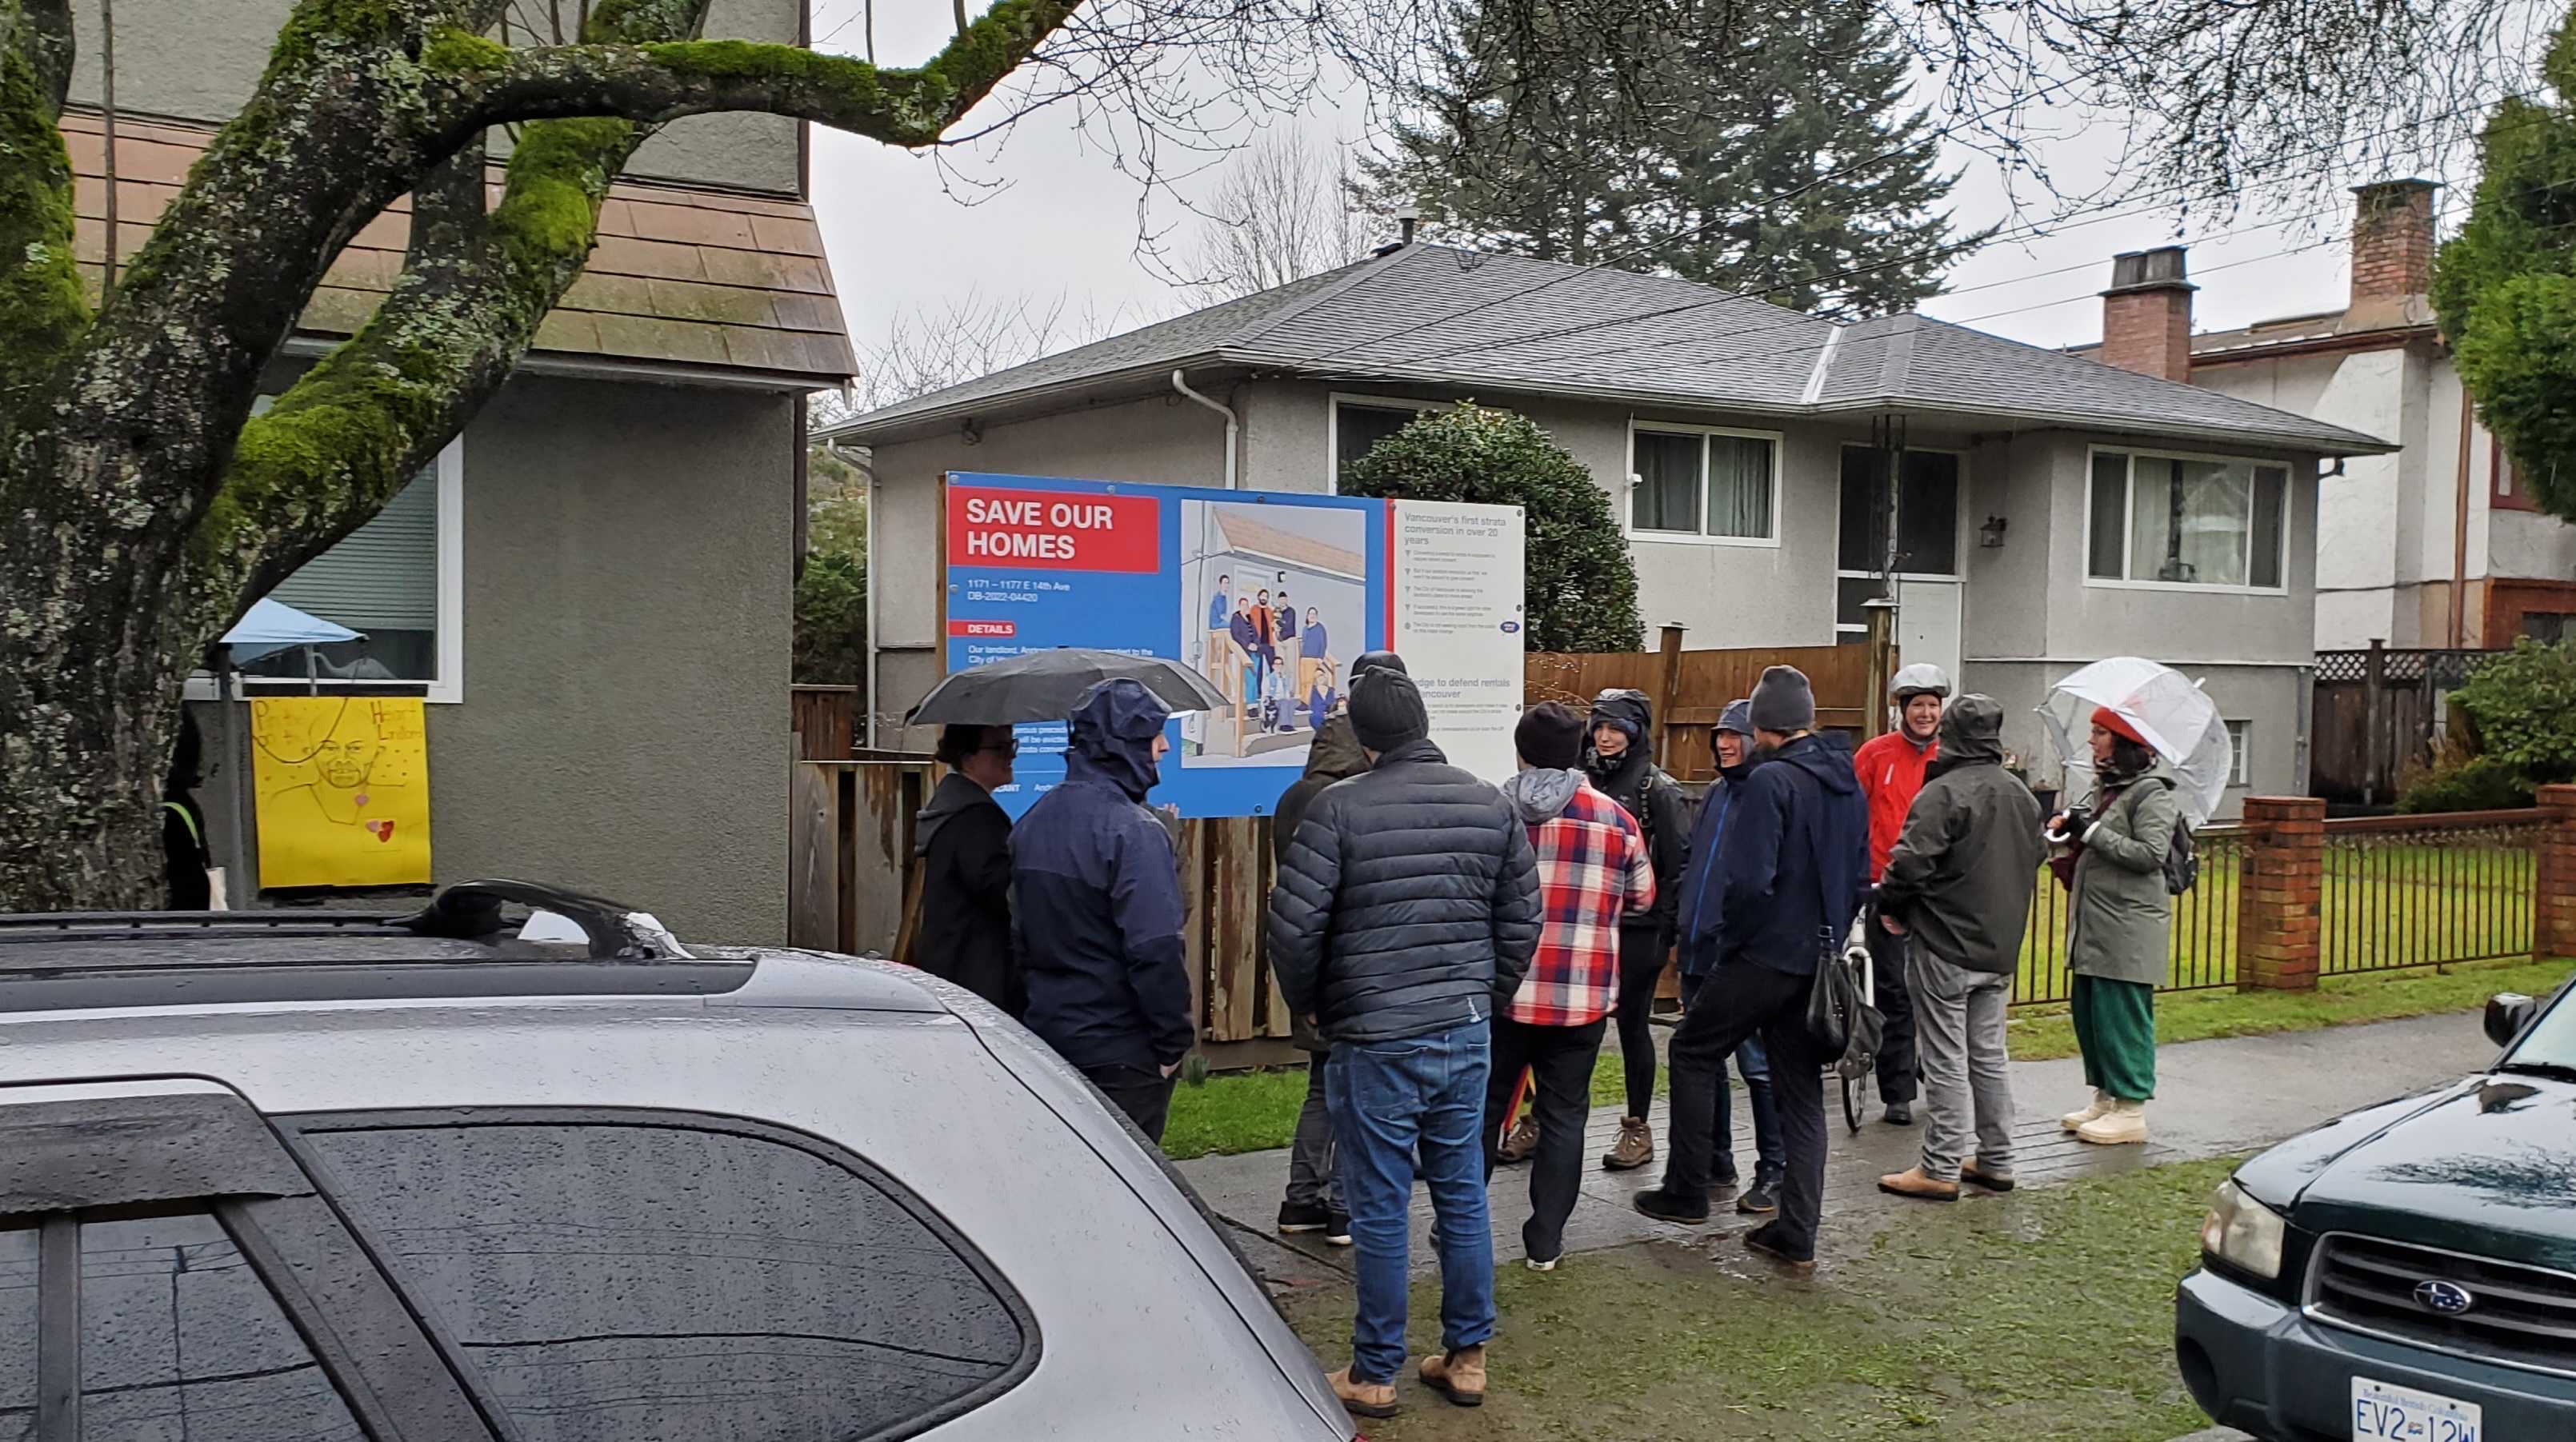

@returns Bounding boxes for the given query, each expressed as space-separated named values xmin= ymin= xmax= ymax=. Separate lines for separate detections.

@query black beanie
xmin=1350 ymin=668 xmax=1430 ymax=753
xmin=1515 ymin=701 xmax=1585 ymax=769
xmin=1350 ymin=649 xmax=1409 ymax=681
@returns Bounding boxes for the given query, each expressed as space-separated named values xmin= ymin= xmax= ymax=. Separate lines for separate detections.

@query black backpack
xmin=2123 ymin=777 xmax=2198 ymax=895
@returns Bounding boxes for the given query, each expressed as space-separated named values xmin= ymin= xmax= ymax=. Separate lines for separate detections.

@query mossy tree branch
xmin=448 ymin=0 xmax=1083 ymax=146
xmin=0 ymin=0 xmax=86 ymax=422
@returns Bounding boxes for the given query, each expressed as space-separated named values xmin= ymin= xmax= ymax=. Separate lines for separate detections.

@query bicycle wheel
xmin=1842 ymin=1069 xmax=1863 ymax=1134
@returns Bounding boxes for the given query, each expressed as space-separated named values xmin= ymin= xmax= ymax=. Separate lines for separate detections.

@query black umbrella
xmin=905 ymin=647 xmax=1231 ymax=725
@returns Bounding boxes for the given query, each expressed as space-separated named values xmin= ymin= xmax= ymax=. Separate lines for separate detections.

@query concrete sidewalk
xmin=1179 ymin=1009 xmax=2498 ymax=1292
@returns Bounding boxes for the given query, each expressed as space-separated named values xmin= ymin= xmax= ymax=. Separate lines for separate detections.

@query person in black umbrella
xmin=913 ymin=724 xmax=1021 ymax=1014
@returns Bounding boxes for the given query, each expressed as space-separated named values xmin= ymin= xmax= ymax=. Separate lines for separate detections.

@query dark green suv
xmin=2176 ymin=983 xmax=2576 ymax=1441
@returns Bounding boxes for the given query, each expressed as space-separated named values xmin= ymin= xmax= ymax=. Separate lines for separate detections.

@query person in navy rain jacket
xmin=1014 ymin=678 xmax=1194 ymax=1141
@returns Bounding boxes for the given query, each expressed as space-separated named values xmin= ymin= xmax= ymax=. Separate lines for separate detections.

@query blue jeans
xmin=1682 ymin=971 xmax=1786 ymax=1178
xmin=1326 ymin=1018 xmax=1496 ymax=1384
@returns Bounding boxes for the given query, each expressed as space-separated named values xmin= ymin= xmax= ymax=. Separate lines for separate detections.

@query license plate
xmin=2352 ymin=1377 xmax=2482 ymax=1442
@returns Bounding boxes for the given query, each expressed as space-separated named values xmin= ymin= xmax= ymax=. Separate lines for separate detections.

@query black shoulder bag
xmin=1802 ymin=789 xmax=1884 ymax=1068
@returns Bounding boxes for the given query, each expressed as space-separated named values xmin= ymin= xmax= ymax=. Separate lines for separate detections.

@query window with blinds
xmin=239 ymin=462 xmax=444 ymax=684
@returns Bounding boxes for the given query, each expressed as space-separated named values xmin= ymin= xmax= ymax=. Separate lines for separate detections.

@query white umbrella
xmin=2039 ymin=657 xmax=2232 ymax=826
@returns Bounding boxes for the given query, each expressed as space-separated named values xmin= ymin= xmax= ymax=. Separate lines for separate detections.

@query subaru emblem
xmin=2414 ymin=1280 xmax=2475 ymax=1316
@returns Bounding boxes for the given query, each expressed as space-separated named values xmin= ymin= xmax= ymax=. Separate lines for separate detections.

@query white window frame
xmin=2226 ymin=719 xmax=2250 ymax=787
xmin=185 ymin=437 xmax=466 ymax=704
xmin=1623 ymin=419 xmax=1786 ymax=548
xmin=2082 ymin=444 xmax=2294 ymax=597
xmin=1326 ymin=393 xmax=1442 ymax=495
xmin=1833 ymin=442 xmax=1971 ymax=639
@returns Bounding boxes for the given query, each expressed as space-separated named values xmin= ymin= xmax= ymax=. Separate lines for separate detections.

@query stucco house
xmin=82 ymin=0 xmax=853 ymax=939
xmin=2071 ymin=181 xmax=2576 ymax=652
xmin=830 ymin=242 xmax=2390 ymax=809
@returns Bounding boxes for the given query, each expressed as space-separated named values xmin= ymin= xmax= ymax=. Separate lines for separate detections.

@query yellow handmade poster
xmin=250 ymin=696 xmax=432 ymax=888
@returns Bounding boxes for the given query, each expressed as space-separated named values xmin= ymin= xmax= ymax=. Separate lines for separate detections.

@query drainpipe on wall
xmin=1172 ymin=370 xmax=1239 ymax=489
xmin=2451 ymin=386 xmax=2473 ymax=649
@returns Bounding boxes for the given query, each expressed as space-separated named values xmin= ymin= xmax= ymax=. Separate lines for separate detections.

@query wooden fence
xmin=2310 ymin=643 xmax=2495 ymax=807
xmin=791 ymin=685 xmax=859 ymax=761
xmin=1526 ymin=639 xmax=1871 ymax=781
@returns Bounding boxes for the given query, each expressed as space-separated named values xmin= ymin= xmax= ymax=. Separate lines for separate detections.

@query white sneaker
xmin=2076 ymin=1099 xmax=2148 ymax=1145
xmin=2061 ymin=1089 xmax=2113 ymax=1132
xmin=1526 ymin=1254 xmax=1560 ymax=1272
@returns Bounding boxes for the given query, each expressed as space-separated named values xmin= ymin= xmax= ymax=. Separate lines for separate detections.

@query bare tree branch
xmin=1182 ymin=131 xmax=1376 ymax=304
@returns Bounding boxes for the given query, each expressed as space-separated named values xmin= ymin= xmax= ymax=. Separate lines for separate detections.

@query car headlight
xmin=2202 ymin=1177 xmax=2287 ymax=1280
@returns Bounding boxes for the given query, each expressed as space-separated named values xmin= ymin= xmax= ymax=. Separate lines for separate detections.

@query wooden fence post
xmin=1653 ymin=622 xmax=1686 ymax=766
xmin=2362 ymin=638 xmax=2387 ymax=805
xmin=1862 ymin=599 xmax=1896 ymax=739
xmin=2538 ymin=785 xmax=2576 ymax=961
xmin=2237 ymin=796 xmax=2326 ymax=991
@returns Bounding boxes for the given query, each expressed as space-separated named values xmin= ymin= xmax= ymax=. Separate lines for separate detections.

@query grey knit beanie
xmin=1747 ymin=665 xmax=1816 ymax=733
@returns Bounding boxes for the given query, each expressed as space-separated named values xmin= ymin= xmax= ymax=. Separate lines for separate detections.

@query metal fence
xmin=2320 ymin=811 xmax=2540 ymax=975
xmin=2013 ymin=826 xmax=2248 ymax=1005
xmin=2008 ymin=808 xmax=2544 ymax=1007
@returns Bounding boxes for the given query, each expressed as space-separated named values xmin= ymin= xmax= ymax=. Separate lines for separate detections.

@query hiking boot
xmin=1632 ymin=1186 xmax=1711 ymax=1224
xmin=1876 ymin=1166 xmax=1959 ymax=1202
xmin=1738 ymin=1166 xmax=1782 ymax=1215
xmin=1498 ymin=1113 xmax=1539 ymax=1165
xmin=1960 ymin=1158 xmax=2017 ymax=1192
xmin=1328 ymin=1367 xmax=1399 ymax=1419
xmin=1277 ymin=1200 xmax=1330 ymax=1234
xmin=2076 ymin=1098 xmax=2149 ymax=1145
xmin=2061 ymin=1089 xmax=2113 ymax=1132
xmin=1420 ymin=1346 xmax=1486 ymax=1408
xmin=1742 ymin=1224 xmax=1817 ymax=1277
xmin=1325 ymin=1207 xmax=1353 ymax=1246
xmin=1601 ymin=1115 xmax=1655 ymax=1171
xmin=1882 ymin=1101 xmax=1915 ymax=1126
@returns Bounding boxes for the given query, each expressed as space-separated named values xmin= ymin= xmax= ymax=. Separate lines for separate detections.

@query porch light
xmin=1979 ymin=515 xmax=2009 ymax=548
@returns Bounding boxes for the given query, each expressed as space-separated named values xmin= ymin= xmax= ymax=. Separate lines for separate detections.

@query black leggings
xmin=1612 ymin=924 xmax=1669 ymax=1119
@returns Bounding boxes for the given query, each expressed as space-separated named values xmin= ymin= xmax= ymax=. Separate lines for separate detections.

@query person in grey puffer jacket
xmin=1269 ymin=666 xmax=1541 ymax=1416
xmin=1870 ymin=696 xmax=2044 ymax=1202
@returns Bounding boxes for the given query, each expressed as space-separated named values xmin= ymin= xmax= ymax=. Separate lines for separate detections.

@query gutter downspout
xmin=1173 ymin=370 xmax=1238 ymax=489
xmin=2450 ymin=384 xmax=2473 ymax=649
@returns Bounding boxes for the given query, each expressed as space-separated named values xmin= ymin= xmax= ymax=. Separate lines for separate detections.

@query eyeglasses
xmin=982 ymin=739 xmax=1021 ymax=759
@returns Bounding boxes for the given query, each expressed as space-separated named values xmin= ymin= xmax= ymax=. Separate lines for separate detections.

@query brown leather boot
xmin=1600 ymin=1115 xmax=1654 ymax=1171
xmin=1327 ymin=1367 xmax=1398 ymax=1419
xmin=1420 ymin=1346 xmax=1486 ymax=1408
xmin=1876 ymin=1165 xmax=1960 ymax=1201
xmin=1498 ymin=1112 xmax=1538 ymax=1164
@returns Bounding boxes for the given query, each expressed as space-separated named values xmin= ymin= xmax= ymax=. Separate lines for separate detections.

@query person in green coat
xmin=2049 ymin=707 xmax=2180 ymax=1146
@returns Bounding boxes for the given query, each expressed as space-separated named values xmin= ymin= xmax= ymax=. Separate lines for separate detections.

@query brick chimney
xmin=2100 ymin=246 xmax=2195 ymax=383
xmin=2350 ymin=179 xmax=2438 ymax=305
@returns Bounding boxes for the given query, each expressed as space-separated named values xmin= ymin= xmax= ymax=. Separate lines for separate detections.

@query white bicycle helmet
xmin=1890 ymin=663 xmax=1951 ymax=701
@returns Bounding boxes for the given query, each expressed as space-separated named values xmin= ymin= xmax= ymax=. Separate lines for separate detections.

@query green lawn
xmin=1161 ymin=953 xmax=2576 ymax=1161
xmin=1278 ymin=1156 xmax=2237 ymax=1439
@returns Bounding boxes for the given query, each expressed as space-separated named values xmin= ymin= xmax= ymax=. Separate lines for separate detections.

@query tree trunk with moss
xmin=0 ymin=0 xmax=1078 ymax=911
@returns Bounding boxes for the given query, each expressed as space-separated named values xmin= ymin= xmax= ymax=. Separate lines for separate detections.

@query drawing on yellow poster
xmin=251 ymin=696 xmax=431 ymax=888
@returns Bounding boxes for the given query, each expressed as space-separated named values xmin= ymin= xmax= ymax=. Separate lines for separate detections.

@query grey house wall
xmin=70 ymin=0 xmax=802 ymax=195
xmin=190 ymin=374 xmax=794 ymax=941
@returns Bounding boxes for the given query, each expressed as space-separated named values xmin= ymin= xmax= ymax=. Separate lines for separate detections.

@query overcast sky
xmin=804 ymin=0 xmax=2485 ymax=365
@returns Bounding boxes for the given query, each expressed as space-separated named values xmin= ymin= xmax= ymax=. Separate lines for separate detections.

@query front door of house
xmin=1837 ymin=444 xmax=1965 ymax=684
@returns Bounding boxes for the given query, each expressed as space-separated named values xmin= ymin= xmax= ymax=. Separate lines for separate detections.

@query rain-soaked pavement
xmin=1179 ymin=1009 xmax=2499 ymax=1299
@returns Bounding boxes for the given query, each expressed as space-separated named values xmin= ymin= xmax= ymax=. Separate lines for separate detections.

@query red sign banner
xmin=947 ymin=486 xmax=1160 ymax=573
xmin=947 ymin=619 xmax=1017 ymax=637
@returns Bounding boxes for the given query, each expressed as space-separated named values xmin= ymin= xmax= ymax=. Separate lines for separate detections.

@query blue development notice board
xmin=945 ymin=472 xmax=1395 ymax=819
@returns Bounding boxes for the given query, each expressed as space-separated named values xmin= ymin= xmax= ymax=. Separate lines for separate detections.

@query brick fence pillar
xmin=2237 ymin=796 xmax=2326 ymax=991
xmin=2538 ymin=784 xmax=2576 ymax=961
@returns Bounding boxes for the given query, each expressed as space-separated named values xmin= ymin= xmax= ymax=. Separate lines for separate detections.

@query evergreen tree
xmin=1342 ymin=403 xmax=1642 ymax=653
xmin=1358 ymin=0 xmax=1984 ymax=318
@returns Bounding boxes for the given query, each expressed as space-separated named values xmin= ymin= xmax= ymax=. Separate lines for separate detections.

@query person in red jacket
xmin=1851 ymin=663 xmax=1950 ymax=1125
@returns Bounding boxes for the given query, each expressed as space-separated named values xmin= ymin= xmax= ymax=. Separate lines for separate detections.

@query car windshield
xmin=2505 ymin=991 xmax=2576 ymax=1073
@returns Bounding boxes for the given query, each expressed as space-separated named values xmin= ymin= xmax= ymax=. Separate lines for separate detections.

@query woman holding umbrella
xmin=2050 ymin=708 xmax=2182 ymax=1145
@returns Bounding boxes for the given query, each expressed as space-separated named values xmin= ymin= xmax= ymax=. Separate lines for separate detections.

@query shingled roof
xmin=830 ymin=243 xmax=2390 ymax=455
xmin=64 ymin=111 xmax=854 ymax=385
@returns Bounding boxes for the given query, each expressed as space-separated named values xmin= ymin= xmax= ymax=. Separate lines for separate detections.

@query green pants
xmin=2070 ymin=974 xmax=2156 ymax=1101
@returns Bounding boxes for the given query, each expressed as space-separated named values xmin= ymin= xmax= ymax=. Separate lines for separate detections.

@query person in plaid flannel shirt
xmin=1480 ymin=701 xmax=1657 ymax=1269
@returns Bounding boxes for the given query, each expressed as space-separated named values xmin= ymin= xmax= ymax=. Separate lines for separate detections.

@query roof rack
xmin=0 ymin=879 xmax=691 ymax=962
